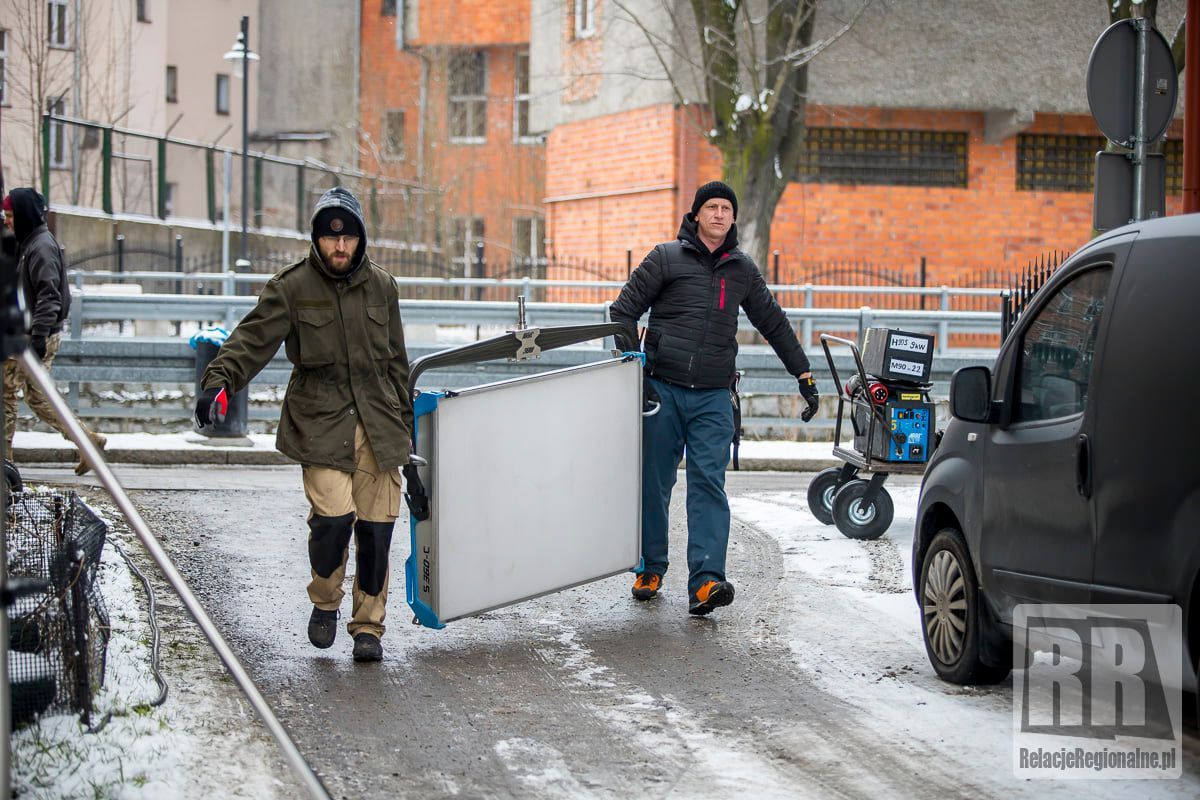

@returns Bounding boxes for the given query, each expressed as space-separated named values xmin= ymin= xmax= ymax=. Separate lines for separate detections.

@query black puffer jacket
xmin=610 ymin=215 xmax=810 ymax=389
xmin=10 ymin=188 xmax=69 ymax=337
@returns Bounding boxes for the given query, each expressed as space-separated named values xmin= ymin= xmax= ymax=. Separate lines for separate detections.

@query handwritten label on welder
xmin=889 ymin=358 xmax=925 ymax=377
xmin=889 ymin=334 xmax=929 ymax=354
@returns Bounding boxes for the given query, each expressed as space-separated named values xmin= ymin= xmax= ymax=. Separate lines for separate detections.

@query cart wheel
xmin=832 ymin=481 xmax=894 ymax=540
xmin=806 ymin=467 xmax=843 ymax=526
xmin=4 ymin=459 xmax=21 ymax=495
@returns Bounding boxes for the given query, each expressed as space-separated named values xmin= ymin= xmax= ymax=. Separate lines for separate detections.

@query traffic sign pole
xmin=1133 ymin=15 xmax=1149 ymax=221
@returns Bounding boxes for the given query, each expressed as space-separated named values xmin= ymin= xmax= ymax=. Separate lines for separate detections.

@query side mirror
xmin=950 ymin=366 xmax=993 ymax=423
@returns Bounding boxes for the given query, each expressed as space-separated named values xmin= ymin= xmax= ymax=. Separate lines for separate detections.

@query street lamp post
xmin=223 ymin=16 xmax=259 ymax=274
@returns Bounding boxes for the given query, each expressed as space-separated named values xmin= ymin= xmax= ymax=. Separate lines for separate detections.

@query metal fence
xmin=43 ymin=114 xmax=437 ymax=243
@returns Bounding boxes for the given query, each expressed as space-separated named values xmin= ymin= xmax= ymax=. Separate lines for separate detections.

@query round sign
xmin=1086 ymin=18 xmax=1178 ymax=146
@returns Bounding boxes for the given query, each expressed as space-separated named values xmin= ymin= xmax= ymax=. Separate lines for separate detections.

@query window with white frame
xmin=47 ymin=96 xmax=67 ymax=168
xmin=451 ymin=217 xmax=485 ymax=274
xmin=166 ymin=65 xmax=177 ymax=103
xmin=47 ymin=0 xmax=69 ymax=47
xmin=137 ymin=0 xmax=150 ymax=22
xmin=448 ymin=51 xmax=487 ymax=142
xmin=0 ymin=31 xmax=8 ymax=106
xmin=512 ymin=217 xmax=545 ymax=273
xmin=384 ymin=109 xmax=405 ymax=158
xmin=574 ymin=0 xmax=595 ymax=38
xmin=513 ymin=50 xmax=536 ymax=142
xmin=216 ymin=74 xmax=230 ymax=115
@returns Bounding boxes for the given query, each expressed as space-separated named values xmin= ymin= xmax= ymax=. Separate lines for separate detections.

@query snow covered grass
xmin=10 ymin=491 xmax=194 ymax=799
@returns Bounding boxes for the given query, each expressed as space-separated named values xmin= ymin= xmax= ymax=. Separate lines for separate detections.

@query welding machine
xmin=848 ymin=373 xmax=936 ymax=464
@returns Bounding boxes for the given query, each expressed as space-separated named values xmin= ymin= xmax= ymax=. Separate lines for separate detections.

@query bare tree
xmin=4 ymin=0 xmax=74 ymax=186
xmin=610 ymin=0 xmax=868 ymax=268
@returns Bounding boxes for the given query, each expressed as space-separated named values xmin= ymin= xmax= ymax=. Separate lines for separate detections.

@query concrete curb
xmin=12 ymin=447 xmax=843 ymax=471
xmin=14 ymin=446 xmax=295 ymax=467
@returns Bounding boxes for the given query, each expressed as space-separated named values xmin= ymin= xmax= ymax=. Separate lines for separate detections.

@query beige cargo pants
xmin=302 ymin=422 xmax=402 ymax=639
xmin=4 ymin=332 xmax=106 ymax=470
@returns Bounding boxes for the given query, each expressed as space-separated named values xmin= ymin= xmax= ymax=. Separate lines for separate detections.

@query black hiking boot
xmin=307 ymin=607 xmax=339 ymax=649
xmin=353 ymin=633 xmax=383 ymax=662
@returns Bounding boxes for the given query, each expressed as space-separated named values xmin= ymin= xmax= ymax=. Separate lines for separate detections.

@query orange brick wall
xmin=546 ymin=102 xmax=1186 ymax=284
xmin=410 ymin=0 xmax=528 ymax=46
xmin=770 ymin=106 xmax=1184 ymax=284
xmin=360 ymin=0 xmax=544 ymax=273
xmin=545 ymin=104 xmax=682 ymax=274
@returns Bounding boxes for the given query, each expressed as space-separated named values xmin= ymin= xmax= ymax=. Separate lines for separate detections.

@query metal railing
xmin=49 ymin=337 xmax=995 ymax=425
xmin=66 ymin=290 xmax=1000 ymax=352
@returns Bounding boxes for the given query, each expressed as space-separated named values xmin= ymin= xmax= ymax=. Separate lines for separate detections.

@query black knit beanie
xmin=313 ymin=207 xmax=363 ymax=239
xmin=691 ymin=180 xmax=738 ymax=219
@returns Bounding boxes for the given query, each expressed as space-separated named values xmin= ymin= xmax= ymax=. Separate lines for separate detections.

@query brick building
xmin=529 ymin=0 xmax=1187 ymax=284
xmin=359 ymin=0 xmax=546 ymax=276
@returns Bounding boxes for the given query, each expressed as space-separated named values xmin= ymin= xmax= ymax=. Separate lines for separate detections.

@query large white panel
xmin=431 ymin=358 xmax=641 ymax=622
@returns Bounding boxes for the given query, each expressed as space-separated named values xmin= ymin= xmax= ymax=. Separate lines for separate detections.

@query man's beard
xmin=323 ymin=253 xmax=353 ymax=274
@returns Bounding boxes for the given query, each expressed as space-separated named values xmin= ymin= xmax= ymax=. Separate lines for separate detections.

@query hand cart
xmin=807 ymin=333 xmax=935 ymax=540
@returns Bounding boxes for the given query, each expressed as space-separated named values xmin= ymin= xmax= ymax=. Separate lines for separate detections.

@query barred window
xmin=796 ymin=128 xmax=968 ymax=188
xmin=1018 ymin=134 xmax=1184 ymax=193
xmin=1017 ymin=134 xmax=1105 ymax=192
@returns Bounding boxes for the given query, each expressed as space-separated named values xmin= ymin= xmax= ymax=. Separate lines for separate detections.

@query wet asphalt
xmin=26 ymin=465 xmax=1200 ymax=799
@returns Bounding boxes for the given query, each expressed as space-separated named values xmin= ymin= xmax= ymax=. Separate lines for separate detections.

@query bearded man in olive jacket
xmin=196 ymin=187 xmax=412 ymax=662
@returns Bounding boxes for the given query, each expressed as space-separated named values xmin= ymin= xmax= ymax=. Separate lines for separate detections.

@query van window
xmin=1013 ymin=266 xmax=1112 ymax=423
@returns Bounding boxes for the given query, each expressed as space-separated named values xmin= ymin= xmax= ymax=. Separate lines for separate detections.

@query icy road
xmin=24 ymin=465 xmax=1200 ymax=799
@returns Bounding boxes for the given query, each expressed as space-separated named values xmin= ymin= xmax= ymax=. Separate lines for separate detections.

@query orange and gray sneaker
xmin=688 ymin=580 xmax=735 ymax=616
xmin=631 ymin=572 xmax=662 ymax=601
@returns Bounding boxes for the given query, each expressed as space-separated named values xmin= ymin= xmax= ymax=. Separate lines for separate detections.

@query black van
xmin=913 ymin=214 xmax=1200 ymax=686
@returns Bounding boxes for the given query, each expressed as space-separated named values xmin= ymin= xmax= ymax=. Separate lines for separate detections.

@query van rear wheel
xmin=919 ymin=528 xmax=1010 ymax=685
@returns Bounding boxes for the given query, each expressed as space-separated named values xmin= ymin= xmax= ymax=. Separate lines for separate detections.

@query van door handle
xmin=1076 ymin=433 xmax=1092 ymax=498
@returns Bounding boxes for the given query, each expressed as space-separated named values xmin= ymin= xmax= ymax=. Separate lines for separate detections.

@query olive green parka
xmin=202 ymin=188 xmax=413 ymax=472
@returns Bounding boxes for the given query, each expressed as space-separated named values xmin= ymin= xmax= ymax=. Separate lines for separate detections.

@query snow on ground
xmin=9 ymin=489 xmax=288 ymax=800
xmin=10 ymin=492 xmax=194 ymax=798
xmin=729 ymin=486 xmax=1197 ymax=798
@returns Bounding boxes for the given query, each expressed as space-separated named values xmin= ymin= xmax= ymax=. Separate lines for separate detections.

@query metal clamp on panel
xmin=509 ymin=328 xmax=542 ymax=361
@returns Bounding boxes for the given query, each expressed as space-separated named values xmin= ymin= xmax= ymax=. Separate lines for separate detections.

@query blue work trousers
xmin=641 ymin=376 xmax=735 ymax=595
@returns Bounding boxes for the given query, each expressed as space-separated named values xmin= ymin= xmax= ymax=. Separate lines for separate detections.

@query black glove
xmin=401 ymin=463 xmax=430 ymax=521
xmin=194 ymin=386 xmax=229 ymax=427
xmin=614 ymin=324 xmax=640 ymax=353
xmin=643 ymin=382 xmax=661 ymax=414
xmin=29 ymin=334 xmax=46 ymax=361
xmin=798 ymin=374 xmax=820 ymax=422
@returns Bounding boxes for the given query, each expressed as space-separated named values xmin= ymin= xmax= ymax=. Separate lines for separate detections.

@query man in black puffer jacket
xmin=610 ymin=181 xmax=820 ymax=616
xmin=2 ymin=189 xmax=107 ymax=475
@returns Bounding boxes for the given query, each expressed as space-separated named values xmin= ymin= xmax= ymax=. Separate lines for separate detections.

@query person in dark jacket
xmin=2 ymin=188 xmax=107 ymax=475
xmin=195 ymin=187 xmax=413 ymax=663
xmin=610 ymin=181 xmax=820 ymax=616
